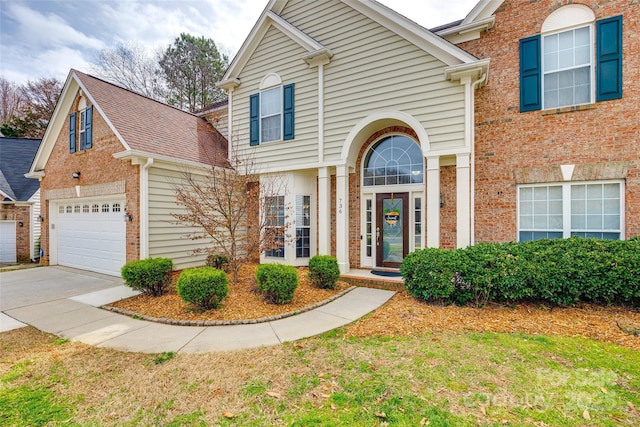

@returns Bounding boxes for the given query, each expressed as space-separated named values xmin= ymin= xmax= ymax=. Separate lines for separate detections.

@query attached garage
xmin=0 ymin=221 xmax=17 ymax=263
xmin=53 ymin=199 xmax=126 ymax=276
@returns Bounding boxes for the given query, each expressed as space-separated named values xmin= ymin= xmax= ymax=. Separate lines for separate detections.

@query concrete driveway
xmin=0 ymin=266 xmax=129 ymax=332
xmin=0 ymin=266 xmax=124 ymax=312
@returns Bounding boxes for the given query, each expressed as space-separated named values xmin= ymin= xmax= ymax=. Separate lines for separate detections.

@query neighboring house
xmin=217 ymin=0 xmax=638 ymax=274
xmin=0 ymin=137 xmax=41 ymax=263
xmin=27 ymin=70 xmax=227 ymax=276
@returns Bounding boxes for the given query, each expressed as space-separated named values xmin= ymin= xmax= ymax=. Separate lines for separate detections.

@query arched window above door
xmin=363 ymin=135 xmax=423 ymax=186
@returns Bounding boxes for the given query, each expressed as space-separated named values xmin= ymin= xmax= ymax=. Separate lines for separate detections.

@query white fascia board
xmin=28 ymin=70 xmax=131 ymax=174
xmin=25 ymin=171 xmax=45 ymax=180
xmin=444 ymin=58 xmax=491 ymax=85
xmin=221 ymin=8 xmax=325 ymax=82
xmin=74 ymin=72 xmax=131 ymax=152
xmin=29 ymin=70 xmax=77 ymax=173
xmin=343 ymin=0 xmax=478 ymax=65
xmin=462 ymin=0 xmax=504 ymax=24
xmin=436 ymin=16 xmax=495 ymax=43
xmin=113 ymin=150 xmax=220 ymax=174
xmin=0 ymin=189 xmax=15 ymax=201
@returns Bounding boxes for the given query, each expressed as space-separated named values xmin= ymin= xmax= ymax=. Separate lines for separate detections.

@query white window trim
xmin=517 ymin=180 xmax=625 ymax=241
xmin=541 ymin=4 xmax=597 ymax=110
xmin=259 ymin=86 xmax=283 ymax=144
xmin=541 ymin=23 xmax=595 ymax=109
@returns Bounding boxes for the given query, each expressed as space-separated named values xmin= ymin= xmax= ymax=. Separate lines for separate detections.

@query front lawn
xmin=1 ymin=325 xmax=639 ymax=426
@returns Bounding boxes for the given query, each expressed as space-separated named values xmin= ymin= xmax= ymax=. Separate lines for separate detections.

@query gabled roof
xmin=0 ymin=137 xmax=41 ymax=201
xmin=30 ymin=70 xmax=228 ymax=174
xmin=221 ymin=0 xmax=483 ymax=85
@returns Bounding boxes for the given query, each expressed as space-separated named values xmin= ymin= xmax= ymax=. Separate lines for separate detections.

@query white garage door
xmin=0 ymin=221 xmax=17 ymax=263
xmin=56 ymin=200 xmax=126 ymax=276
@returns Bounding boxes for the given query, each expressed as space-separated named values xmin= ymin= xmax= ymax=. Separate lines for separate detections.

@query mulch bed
xmin=108 ymin=264 xmax=350 ymax=322
xmin=108 ymin=264 xmax=640 ymax=351
xmin=344 ymin=292 xmax=640 ymax=351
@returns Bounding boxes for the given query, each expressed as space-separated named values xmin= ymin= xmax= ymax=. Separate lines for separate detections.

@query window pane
xmin=260 ymin=88 xmax=281 ymax=116
xmin=603 ymin=183 xmax=619 ymax=198
xmin=261 ymin=116 xmax=281 ymax=142
xmin=363 ymin=135 xmax=423 ymax=186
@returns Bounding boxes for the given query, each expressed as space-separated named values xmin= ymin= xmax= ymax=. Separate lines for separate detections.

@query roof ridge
xmin=72 ymin=69 xmax=204 ymax=118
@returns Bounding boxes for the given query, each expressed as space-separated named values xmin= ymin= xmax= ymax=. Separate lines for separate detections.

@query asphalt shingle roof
xmin=73 ymin=70 xmax=228 ymax=167
xmin=0 ymin=137 xmax=41 ymax=201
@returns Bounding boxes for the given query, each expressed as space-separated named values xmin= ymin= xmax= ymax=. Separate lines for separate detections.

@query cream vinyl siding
xmin=282 ymin=0 xmax=466 ymax=161
xmin=30 ymin=189 xmax=41 ymax=259
xmin=233 ymin=26 xmax=319 ymax=169
xmin=147 ymin=167 xmax=208 ymax=270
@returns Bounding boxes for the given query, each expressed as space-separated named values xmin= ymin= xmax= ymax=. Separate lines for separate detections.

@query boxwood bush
xmin=121 ymin=258 xmax=173 ymax=296
xmin=177 ymin=267 xmax=228 ymax=310
xmin=256 ymin=264 xmax=299 ymax=304
xmin=401 ymin=237 xmax=640 ymax=307
xmin=308 ymin=255 xmax=340 ymax=289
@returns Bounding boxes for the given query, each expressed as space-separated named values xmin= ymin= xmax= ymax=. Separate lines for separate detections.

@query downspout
xmin=140 ymin=157 xmax=154 ymax=258
xmin=470 ymin=73 xmax=487 ymax=246
xmin=227 ymin=88 xmax=234 ymax=157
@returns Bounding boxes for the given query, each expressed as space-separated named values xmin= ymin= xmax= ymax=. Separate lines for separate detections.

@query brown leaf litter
xmin=109 ymin=264 xmax=640 ymax=350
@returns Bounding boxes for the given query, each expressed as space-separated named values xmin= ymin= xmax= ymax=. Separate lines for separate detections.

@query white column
xmin=456 ymin=153 xmax=471 ymax=248
xmin=335 ymin=164 xmax=350 ymax=273
xmin=426 ymin=156 xmax=440 ymax=248
xmin=317 ymin=166 xmax=331 ymax=255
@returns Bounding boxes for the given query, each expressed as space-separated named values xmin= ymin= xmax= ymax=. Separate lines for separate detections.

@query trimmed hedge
xmin=121 ymin=258 xmax=173 ymax=296
xmin=256 ymin=264 xmax=299 ymax=304
xmin=308 ymin=255 xmax=340 ymax=289
xmin=177 ymin=267 xmax=228 ymax=310
xmin=401 ymin=238 xmax=640 ymax=307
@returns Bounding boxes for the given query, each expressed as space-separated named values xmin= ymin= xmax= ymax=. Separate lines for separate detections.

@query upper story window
xmin=260 ymin=86 xmax=282 ymax=142
xmin=249 ymin=73 xmax=294 ymax=146
xmin=69 ymin=104 xmax=93 ymax=153
xmin=543 ymin=25 xmax=591 ymax=109
xmin=520 ymin=5 xmax=622 ymax=112
xmin=363 ymin=135 xmax=424 ymax=186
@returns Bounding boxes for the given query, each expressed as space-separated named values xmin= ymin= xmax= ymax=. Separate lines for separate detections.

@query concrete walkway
xmin=0 ymin=266 xmax=395 ymax=353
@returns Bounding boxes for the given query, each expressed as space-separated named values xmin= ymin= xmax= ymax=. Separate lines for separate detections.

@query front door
xmin=376 ymin=193 xmax=409 ymax=268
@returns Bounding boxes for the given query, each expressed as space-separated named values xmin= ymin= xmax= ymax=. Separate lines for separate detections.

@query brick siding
xmin=39 ymin=93 xmax=140 ymax=265
xmin=458 ymin=0 xmax=640 ymax=242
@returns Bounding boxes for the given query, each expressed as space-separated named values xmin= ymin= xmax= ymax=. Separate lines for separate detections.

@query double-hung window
xmin=260 ymin=87 xmax=282 ymax=143
xmin=543 ymin=26 xmax=591 ymax=109
xmin=518 ymin=181 xmax=623 ymax=241
xmin=69 ymin=105 xmax=93 ymax=153
xmin=519 ymin=5 xmax=622 ymax=112
xmin=249 ymin=83 xmax=294 ymax=146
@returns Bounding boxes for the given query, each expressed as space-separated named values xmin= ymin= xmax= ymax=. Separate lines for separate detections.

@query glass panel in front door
xmin=382 ymin=197 xmax=403 ymax=264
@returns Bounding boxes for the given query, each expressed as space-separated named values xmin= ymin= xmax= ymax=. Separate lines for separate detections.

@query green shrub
xmin=121 ymin=258 xmax=173 ymax=296
xmin=308 ymin=255 xmax=340 ymax=289
xmin=401 ymin=248 xmax=459 ymax=302
xmin=206 ymin=253 xmax=230 ymax=271
xmin=401 ymin=238 xmax=640 ymax=307
xmin=256 ymin=264 xmax=299 ymax=304
xmin=177 ymin=267 xmax=228 ymax=310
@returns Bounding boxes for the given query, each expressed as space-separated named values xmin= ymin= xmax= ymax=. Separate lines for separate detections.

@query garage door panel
xmin=56 ymin=200 xmax=125 ymax=276
xmin=0 ymin=221 xmax=17 ymax=263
